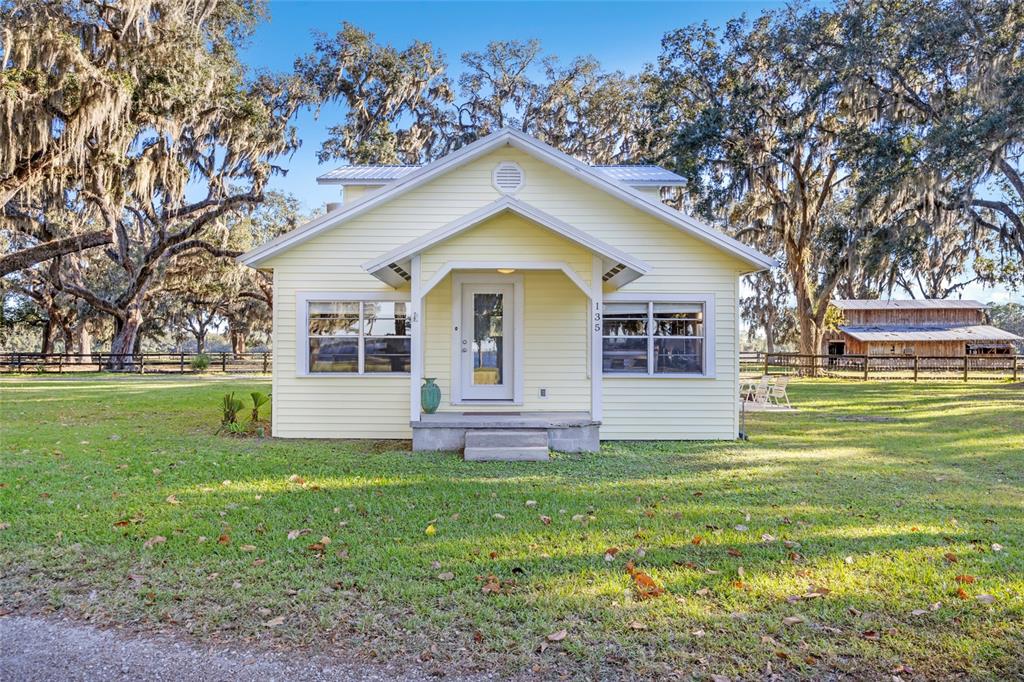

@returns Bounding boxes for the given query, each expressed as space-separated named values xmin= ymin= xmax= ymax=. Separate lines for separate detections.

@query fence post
xmin=1014 ymin=356 xmax=1019 ymax=382
xmin=180 ymin=352 xmax=185 ymax=373
xmin=262 ymin=352 xmax=269 ymax=374
xmin=221 ymin=352 xmax=227 ymax=373
xmin=913 ymin=356 xmax=919 ymax=382
xmin=15 ymin=353 xmax=21 ymax=373
xmin=139 ymin=355 xmax=145 ymax=374
xmin=58 ymin=355 xmax=63 ymax=374
xmin=764 ymin=353 xmax=770 ymax=376
xmin=962 ymin=355 xmax=968 ymax=382
xmin=863 ymin=355 xmax=869 ymax=381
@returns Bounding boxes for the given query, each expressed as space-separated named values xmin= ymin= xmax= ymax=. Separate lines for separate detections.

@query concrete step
xmin=465 ymin=429 xmax=549 ymax=449
xmin=464 ymin=446 xmax=550 ymax=462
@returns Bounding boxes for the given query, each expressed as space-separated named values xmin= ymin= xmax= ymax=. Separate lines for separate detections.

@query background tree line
xmin=1 ymin=0 xmax=1021 ymax=359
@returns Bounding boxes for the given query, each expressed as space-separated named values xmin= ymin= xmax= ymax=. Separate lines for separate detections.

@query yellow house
xmin=239 ymin=129 xmax=775 ymax=459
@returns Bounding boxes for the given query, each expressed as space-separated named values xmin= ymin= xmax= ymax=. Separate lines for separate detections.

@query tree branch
xmin=0 ymin=230 xmax=113 ymax=277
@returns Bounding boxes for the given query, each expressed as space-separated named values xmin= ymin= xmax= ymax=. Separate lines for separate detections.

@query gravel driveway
xmin=0 ymin=615 xmax=498 ymax=682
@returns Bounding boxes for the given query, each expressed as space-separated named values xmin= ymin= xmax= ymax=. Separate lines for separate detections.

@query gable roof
xmin=832 ymin=299 xmax=987 ymax=311
xmin=317 ymin=163 xmax=688 ymax=188
xmin=363 ymin=196 xmax=651 ymax=288
xmin=239 ymin=128 xmax=777 ymax=271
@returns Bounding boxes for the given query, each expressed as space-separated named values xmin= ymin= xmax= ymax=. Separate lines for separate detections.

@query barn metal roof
xmin=839 ymin=324 xmax=1021 ymax=342
xmin=832 ymin=299 xmax=987 ymax=310
xmin=317 ymin=164 xmax=687 ymax=187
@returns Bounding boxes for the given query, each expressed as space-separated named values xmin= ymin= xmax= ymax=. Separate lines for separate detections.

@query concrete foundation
xmin=411 ymin=411 xmax=600 ymax=454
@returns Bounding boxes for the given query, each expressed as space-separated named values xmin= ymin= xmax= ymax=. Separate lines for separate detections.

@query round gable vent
xmin=492 ymin=161 xmax=524 ymax=194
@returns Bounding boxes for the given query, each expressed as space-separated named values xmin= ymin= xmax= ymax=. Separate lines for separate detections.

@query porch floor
xmin=412 ymin=411 xmax=597 ymax=429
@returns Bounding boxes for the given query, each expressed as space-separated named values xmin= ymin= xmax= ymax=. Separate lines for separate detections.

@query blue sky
xmin=243 ymin=1 xmax=1019 ymax=305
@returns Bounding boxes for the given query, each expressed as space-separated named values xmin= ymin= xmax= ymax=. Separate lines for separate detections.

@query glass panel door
xmin=461 ymin=284 xmax=514 ymax=400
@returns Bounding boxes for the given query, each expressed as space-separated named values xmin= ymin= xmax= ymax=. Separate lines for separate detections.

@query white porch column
xmin=410 ymin=255 xmax=423 ymax=422
xmin=590 ymin=255 xmax=603 ymax=422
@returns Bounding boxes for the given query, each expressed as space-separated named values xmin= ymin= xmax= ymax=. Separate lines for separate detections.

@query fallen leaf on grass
xmin=287 ymin=528 xmax=311 ymax=540
xmin=0 ymin=522 xmax=8 ymax=531
xmin=437 ymin=572 xmax=455 ymax=581
xmin=217 ymin=534 xmax=230 ymax=545
xmin=975 ymin=594 xmax=996 ymax=604
xmin=525 ymin=500 xmax=537 ymax=507
xmin=165 ymin=495 xmax=180 ymax=505
xmin=240 ymin=544 xmax=257 ymax=552
xmin=943 ymin=552 xmax=958 ymax=563
xmin=727 ymin=548 xmax=742 ymax=557
xmin=604 ymin=547 xmax=619 ymax=562
xmin=625 ymin=560 xmax=665 ymax=600
xmin=546 ymin=628 xmax=568 ymax=642
xmin=196 ymin=536 xmax=207 ymax=544
xmin=956 ymin=587 xmax=970 ymax=600
xmin=734 ymin=524 xmax=748 ymax=532
xmin=539 ymin=515 xmax=552 ymax=525
xmin=264 ymin=616 xmax=285 ymax=627
xmin=991 ymin=543 xmax=1003 ymax=552
xmin=142 ymin=536 xmax=166 ymax=549
xmin=628 ymin=621 xmax=647 ymax=630
xmin=782 ymin=616 xmax=805 ymax=626
xmin=691 ymin=535 xmax=703 ymax=545
xmin=425 ymin=524 xmax=437 ymax=536
xmin=861 ymin=630 xmax=880 ymax=641
xmin=955 ymin=575 xmax=976 ymax=584
xmin=287 ymin=474 xmax=305 ymax=485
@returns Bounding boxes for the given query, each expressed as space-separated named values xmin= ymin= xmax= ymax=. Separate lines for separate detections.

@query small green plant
xmin=249 ymin=391 xmax=270 ymax=422
xmin=221 ymin=392 xmax=244 ymax=426
xmin=227 ymin=421 xmax=248 ymax=435
xmin=190 ymin=353 xmax=211 ymax=371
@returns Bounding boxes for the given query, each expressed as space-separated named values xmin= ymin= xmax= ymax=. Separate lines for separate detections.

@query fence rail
xmin=740 ymin=352 xmax=1020 ymax=381
xmin=0 ymin=352 xmax=271 ymax=375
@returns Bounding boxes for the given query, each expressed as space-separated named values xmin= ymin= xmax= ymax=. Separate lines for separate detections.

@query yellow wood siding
xmin=264 ymin=145 xmax=745 ymax=440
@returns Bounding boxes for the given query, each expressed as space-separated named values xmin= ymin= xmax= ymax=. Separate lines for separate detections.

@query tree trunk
xmin=108 ymin=306 xmax=142 ymax=370
xmin=75 ymin=322 xmax=93 ymax=363
xmin=40 ymin=318 xmax=54 ymax=355
xmin=231 ymin=329 xmax=246 ymax=356
xmin=195 ymin=329 xmax=207 ymax=354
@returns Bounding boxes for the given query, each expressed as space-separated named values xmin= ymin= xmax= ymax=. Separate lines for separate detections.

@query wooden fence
xmin=0 ymin=352 xmax=271 ymax=375
xmin=740 ymin=352 xmax=1020 ymax=381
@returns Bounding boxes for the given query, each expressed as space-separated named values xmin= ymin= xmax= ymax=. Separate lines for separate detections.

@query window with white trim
xmin=308 ymin=301 xmax=410 ymax=373
xmin=602 ymin=302 xmax=704 ymax=375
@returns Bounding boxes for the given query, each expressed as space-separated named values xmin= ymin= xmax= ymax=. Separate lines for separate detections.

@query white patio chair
xmin=768 ymin=375 xmax=791 ymax=407
xmin=745 ymin=375 xmax=771 ymax=404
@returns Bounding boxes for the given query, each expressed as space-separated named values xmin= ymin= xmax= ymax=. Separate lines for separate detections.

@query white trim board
xmin=239 ymin=128 xmax=777 ymax=272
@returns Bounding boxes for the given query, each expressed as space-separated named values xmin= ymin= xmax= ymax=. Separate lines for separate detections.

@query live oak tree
xmin=2 ymin=0 xmax=306 ymax=364
xmin=835 ymin=0 xmax=1024 ymax=272
xmin=650 ymin=11 xmax=867 ymax=357
xmin=306 ymin=32 xmax=651 ymax=166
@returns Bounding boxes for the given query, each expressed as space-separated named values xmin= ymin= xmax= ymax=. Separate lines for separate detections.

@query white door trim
xmin=451 ymin=272 xmax=524 ymax=404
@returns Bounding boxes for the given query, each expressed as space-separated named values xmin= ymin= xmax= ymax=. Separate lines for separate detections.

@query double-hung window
xmin=307 ymin=300 xmax=410 ymax=374
xmin=602 ymin=301 xmax=706 ymax=375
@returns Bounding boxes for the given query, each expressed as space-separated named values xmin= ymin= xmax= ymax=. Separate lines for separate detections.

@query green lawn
xmin=1 ymin=377 xmax=1021 ymax=679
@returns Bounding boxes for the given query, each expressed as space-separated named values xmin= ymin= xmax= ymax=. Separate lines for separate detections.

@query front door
xmin=460 ymin=283 xmax=515 ymax=401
